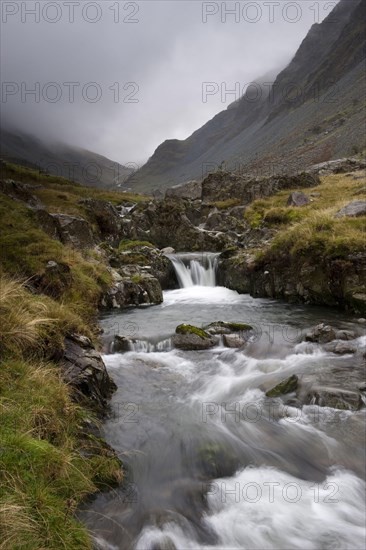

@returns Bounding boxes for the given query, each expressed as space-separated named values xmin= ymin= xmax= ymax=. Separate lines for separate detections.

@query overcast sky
xmin=1 ymin=1 xmax=337 ymax=166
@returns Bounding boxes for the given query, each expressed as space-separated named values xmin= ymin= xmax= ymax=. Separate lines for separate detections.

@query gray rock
xmin=165 ymin=180 xmax=202 ymax=200
xmin=287 ymin=192 xmax=310 ymax=207
xmin=335 ymin=330 xmax=356 ymax=341
xmin=60 ymin=336 xmax=117 ymax=410
xmin=101 ymin=275 xmax=163 ymax=309
xmin=161 ymin=247 xmax=175 ymax=255
xmin=304 ymin=386 xmax=362 ymax=411
xmin=172 ymin=324 xmax=216 ymax=351
xmin=335 ymin=201 xmax=366 ymax=218
xmin=223 ymin=334 xmax=247 ymax=348
xmin=78 ymin=198 xmax=121 ymax=240
xmin=305 ymin=323 xmax=337 ymax=344
xmin=266 ymin=375 xmax=299 ymax=397
xmin=0 ymin=179 xmax=43 ymax=208
xmin=324 ymin=341 xmax=356 ymax=355
xmin=50 ymin=213 xmax=96 ymax=249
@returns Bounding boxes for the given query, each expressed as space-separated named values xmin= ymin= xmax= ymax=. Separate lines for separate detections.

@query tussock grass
xmin=244 ymin=172 xmax=365 ymax=262
xmin=0 ymin=279 xmax=122 ymax=549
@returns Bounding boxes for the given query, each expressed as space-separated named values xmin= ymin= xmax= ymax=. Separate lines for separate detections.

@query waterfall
xmin=168 ymin=253 xmax=219 ymax=288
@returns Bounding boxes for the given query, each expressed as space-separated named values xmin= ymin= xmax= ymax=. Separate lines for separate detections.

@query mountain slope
xmin=0 ymin=129 xmax=133 ymax=189
xmin=129 ymin=0 xmax=365 ymax=193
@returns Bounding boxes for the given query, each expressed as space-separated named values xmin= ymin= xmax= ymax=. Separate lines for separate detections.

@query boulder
xmin=335 ymin=330 xmax=356 ymax=341
xmin=33 ymin=209 xmax=62 ymax=240
xmin=303 ymin=386 xmax=362 ymax=411
xmin=266 ymin=375 xmax=299 ymax=397
xmin=59 ymin=336 xmax=117 ymax=411
xmin=172 ymin=324 xmax=216 ymax=350
xmin=223 ymin=334 xmax=247 ymax=348
xmin=323 ymin=341 xmax=357 ymax=355
xmin=205 ymin=321 xmax=253 ymax=335
xmin=50 ymin=213 xmax=96 ymax=249
xmin=304 ymin=323 xmax=337 ymax=344
xmin=0 ymin=179 xmax=43 ymax=208
xmin=287 ymin=192 xmax=310 ymax=207
xmin=79 ymin=198 xmax=121 ymax=240
xmin=335 ymin=201 xmax=366 ymax=218
xmin=165 ymin=180 xmax=202 ymax=200
xmin=101 ymin=275 xmax=163 ymax=309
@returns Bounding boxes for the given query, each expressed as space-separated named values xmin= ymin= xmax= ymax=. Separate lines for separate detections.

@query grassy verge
xmin=0 ymin=163 xmax=129 ymax=548
xmin=243 ymin=171 xmax=365 ymax=259
xmin=0 ymin=278 xmax=122 ymax=549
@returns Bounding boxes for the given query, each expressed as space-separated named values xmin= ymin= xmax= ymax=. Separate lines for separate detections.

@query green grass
xmin=118 ymin=239 xmax=154 ymax=251
xmin=0 ymin=279 xmax=122 ymax=549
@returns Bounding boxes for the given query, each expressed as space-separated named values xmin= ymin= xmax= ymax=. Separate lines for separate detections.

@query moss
xmin=266 ymin=375 xmax=298 ymax=397
xmin=131 ymin=274 xmax=145 ymax=284
xmin=206 ymin=321 xmax=253 ymax=332
xmin=118 ymin=239 xmax=154 ymax=251
xmin=175 ymin=324 xmax=209 ymax=339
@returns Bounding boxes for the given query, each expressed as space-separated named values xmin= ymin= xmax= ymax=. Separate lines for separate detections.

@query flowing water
xmin=83 ymin=254 xmax=366 ymax=550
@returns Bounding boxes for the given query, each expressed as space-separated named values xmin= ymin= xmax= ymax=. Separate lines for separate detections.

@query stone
xmin=34 ymin=209 xmax=62 ymax=240
xmin=161 ymin=247 xmax=175 ymax=255
xmin=78 ymin=198 xmax=121 ymax=239
xmin=60 ymin=336 xmax=117 ymax=411
xmin=335 ymin=201 xmax=366 ymax=218
xmin=324 ymin=341 xmax=356 ymax=354
xmin=223 ymin=334 xmax=247 ymax=348
xmin=304 ymin=386 xmax=362 ymax=411
xmin=266 ymin=374 xmax=299 ymax=397
xmin=335 ymin=330 xmax=356 ymax=341
xmin=287 ymin=192 xmax=310 ymax=207
xmin=305 ymin=323 xmax=337 ymax=344
xmin=0 ymin=179 xmax=43 ymax=208
xmin=205 ymin=321 xmax=253 ymax=335
xmin=165 ymin=180 xmax=202 ymax=200
xmin=50 ymin=213 xmax=96 ymax=249
xmin=101 ymin=275 xmax=163 ymax=309
xmin=172 ymin=324 xmax=216 ymax=350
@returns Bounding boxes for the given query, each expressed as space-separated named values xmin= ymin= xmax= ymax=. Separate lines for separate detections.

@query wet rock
xmin=205 ymin=321 xmax=253 ymax=335
xmin=101 ymin=275 xmax=163 ymax=309
xmin=304 ymin=386 xmax=362 ymax=411
xmin=287 ymin=192 xmax=310 ymax=207
xmin=335 ymin=201 xmax=366 ymax=218
xmin=324 ymin=341 xmax=357 ymax=355
xmin=305 ymin=323 xmax=337 ymax=344
xmin=60 ymin=336 xmax=117 ymax=411
xmin=266 ymin=374 xmax=299 ymax=397
xmin=357 ymin=318 xmax=366 ymax=324
xmin=172 ymin=324 xmax=216 ymax=350
xmin=223 ymin=334 xmax=247 ymax=348
xmin=161 ymin=247 xmax=175 ymax=255
xmin=335 ymin=330 xmax=356 ymax=340
xmin=113 ymin=335 xmax=132 ymax=352
xmin=50 ymin=213 xmax=96 ymax=249
xmin=151 ymin=537 xmax=177 ymax=550
xmin=196 ymin=441 xmax=240 ymax=479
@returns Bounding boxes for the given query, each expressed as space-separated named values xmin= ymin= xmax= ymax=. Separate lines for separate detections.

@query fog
xmin=1 ymin=1 xmax=337 ymax=165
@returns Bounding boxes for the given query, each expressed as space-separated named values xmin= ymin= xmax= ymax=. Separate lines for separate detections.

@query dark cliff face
xmin=129 ymin=0 xmax=365 ymax=193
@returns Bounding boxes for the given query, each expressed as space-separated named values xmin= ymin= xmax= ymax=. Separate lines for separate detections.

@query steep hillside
xmin=0 ymin=129 xmax=133 ymax=189
xmin=129 ymin=0 xmax=365 ymax=192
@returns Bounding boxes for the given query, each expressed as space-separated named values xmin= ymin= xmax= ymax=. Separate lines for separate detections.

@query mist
xmin=1 ymin=1 xmax=337 ymax=165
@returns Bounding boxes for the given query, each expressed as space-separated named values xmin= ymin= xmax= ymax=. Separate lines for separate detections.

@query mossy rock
xmin=173 ymin=324 xmax=216 ymax=350
xmin=176 ymin=324 xmax=209 ymax=339
xmin=205 ymin=321 xmax=253 ymax=335
xmin=196 ymin=441 xmax=239 ymax=479
xmin=266 ymin=374 xmax=299 ymax=397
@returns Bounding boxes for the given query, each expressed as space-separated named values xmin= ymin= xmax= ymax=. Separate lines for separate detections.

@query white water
xmin=168 ymin=253 xmax=218 ymax=288
xmin=85 ymin=254 xmax=365 ymax=550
